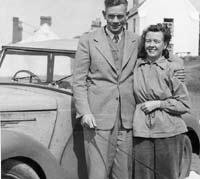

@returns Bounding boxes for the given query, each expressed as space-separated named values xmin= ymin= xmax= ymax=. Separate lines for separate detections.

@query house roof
xmin=19 ymin=24 xmax=60 ymax=43
xmin=128 ymin=0 xmax=146 ymax=17
xmin=1 ymin=39 xmax=78 ymax=55
xmin=128 ymin=0 xmax=199 ymax=19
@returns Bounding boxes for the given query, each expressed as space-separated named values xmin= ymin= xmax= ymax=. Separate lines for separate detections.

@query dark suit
xmin=73 ymin=27 xmax=140 ymax=179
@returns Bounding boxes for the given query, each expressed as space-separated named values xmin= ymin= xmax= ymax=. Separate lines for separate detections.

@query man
xmin=73 ymin=0 xmax=140 ymax=178
xmin=169 ymin=54 xmax=186 ymax=82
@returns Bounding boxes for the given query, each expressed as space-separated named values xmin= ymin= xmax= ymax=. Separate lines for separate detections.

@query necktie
xmin=113 ymin=35 xmax=119 ymax=43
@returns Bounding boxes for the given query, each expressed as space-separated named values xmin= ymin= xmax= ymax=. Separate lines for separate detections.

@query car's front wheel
xmin=1 ymin=159 xmax=40 ymax=179
xmin=178 ymin=134 xmax=192 ymax=179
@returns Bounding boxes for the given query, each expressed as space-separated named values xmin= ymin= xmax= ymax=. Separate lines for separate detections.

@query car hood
xmin=0 ymin=86 xmax=57 ymax=111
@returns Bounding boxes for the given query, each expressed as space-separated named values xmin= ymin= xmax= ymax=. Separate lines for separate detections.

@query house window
xmin=164 ymin=18 xmax=174 ymax=53
xmin=125 ymin=22 xmax=128 ymax=30
xmin=168 ymin=43 xmax=174 ymax=54
xmin=163 ymin=18 xmax=174 ymax=36
xmin=133 ymin=18 xmax=136 ymax=33
xmin=133 ymin=0 xmax=138 ymax=7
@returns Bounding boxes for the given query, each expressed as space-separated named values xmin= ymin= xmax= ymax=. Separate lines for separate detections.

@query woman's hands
xmin=140 ymin=100 xmax=161 ymax=114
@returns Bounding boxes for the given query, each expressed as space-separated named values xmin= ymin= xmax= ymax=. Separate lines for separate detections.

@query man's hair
xmin=104 ymin=0 xmax=128 ymax=8
xmin=138 ymin=23 xmax=172 ymax=59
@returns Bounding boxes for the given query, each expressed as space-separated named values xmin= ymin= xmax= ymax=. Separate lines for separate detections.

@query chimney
xmin=91 ymin=18 xmax=101 ymax=31
xmin=40 ymin=16 xmax=52 ymax=26
xmin=12 ymin=17 xmax=23 ymax=43
xmin=133 ymin=0 xmax=139 ymax=7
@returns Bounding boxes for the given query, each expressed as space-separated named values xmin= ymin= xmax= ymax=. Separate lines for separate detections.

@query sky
xmin=0 ymin=0 xmax=133 ymax=46
xmin=190 ymin=0 xmax=200 ymax=12
xmin=0 ymin=0 xmax=199 ymax=46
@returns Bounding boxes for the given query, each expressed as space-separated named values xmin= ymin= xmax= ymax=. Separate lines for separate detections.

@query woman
xmin=132 ymin=23 xmax=191 ymax=179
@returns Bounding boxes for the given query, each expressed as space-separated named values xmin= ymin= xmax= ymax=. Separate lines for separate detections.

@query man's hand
xmin=174 ymin=68 xmax=185 ymax=83
xmin=141 ymin=101 xmax=161 ymax=114
xmin=81 ymin=114 xmax=97 ymax=129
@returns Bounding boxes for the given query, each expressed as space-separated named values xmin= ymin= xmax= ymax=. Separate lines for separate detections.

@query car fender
xmin=182 ymin=113 xmax=200 ymax=154
xmin=1 ymin=129 xmax=67 ymax=179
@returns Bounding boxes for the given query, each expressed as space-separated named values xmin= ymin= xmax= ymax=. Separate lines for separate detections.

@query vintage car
xmin=1 ymin=39 xmax=200 ymax=179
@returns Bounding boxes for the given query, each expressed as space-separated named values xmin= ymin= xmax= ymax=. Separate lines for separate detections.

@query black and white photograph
xmin=1 ymin=0 xmax=200 ymax=179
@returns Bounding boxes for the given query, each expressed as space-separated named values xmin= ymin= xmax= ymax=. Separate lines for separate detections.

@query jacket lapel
xmin=122 ymin=31 xmax=137 ymax=70
xmin=94 ymin=28 xmax=117 ymax=72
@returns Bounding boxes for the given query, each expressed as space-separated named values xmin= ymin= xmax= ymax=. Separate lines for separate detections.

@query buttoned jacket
xmin=133 ymin=57 xmax=190 ymax=138
xmin=73 ymin=27 xmax=140 ymax=130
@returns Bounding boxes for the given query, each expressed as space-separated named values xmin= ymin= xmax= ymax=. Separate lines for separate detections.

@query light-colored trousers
xmin=83 ymin=117 xmax=132 ymax=179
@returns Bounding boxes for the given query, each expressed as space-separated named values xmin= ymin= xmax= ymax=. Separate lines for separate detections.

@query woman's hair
xmin=138 ymin=23 xmax=172 ymax=59
xmin=104 ymin=0 xmax=128 ymax=8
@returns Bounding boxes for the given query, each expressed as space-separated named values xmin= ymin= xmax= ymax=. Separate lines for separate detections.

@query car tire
xmin=1 ymin=159 xmax=40 ymax=179
xmin=178 ymin=134 xmax=192 ymax=179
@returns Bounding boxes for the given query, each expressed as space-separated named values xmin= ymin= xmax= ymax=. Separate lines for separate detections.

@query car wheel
xmin=1 ymin=159 xmax=40 ymax=179
xmin=178 ymin=135 xmax=192 ymax=179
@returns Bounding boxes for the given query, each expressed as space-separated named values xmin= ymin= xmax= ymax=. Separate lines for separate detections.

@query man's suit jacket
xmin=73 ymin=27 xmax=140 ymax=130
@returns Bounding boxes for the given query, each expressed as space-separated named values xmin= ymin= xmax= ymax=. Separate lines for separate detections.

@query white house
xmin=19 ymin=23 xmax=60 ymax=43
xmin=127 ymin=0 xmax=200 ymax=56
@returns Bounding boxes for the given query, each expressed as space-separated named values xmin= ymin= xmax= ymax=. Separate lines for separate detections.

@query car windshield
xmin=0 ymin=53 xmax=73 ymax=83
xmin=0 ymin=40 xmax=77 ymax=87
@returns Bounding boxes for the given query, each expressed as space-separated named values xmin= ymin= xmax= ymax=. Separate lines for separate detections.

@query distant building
xmin=127 ymin=0 xmax=200 ymax=56
xmin=16 ymin=16 xmax=60 ymax=43
xmin=19 ymin=23 xmax=60 ymax=43
xmin=90 ymin=18 xmax=102 ymax=32
xmin=74 ymin=18 xmax=102 ymax=39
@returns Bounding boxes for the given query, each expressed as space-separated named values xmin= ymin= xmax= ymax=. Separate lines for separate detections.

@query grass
xmin=184 ymin=58 xmax=200 ymax=94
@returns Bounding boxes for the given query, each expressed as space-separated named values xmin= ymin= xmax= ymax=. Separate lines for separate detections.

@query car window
xmin=53 ymin=55 xmax=72 ymax=81
xmin=0 ymin=54 xmax=48 ymax=82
